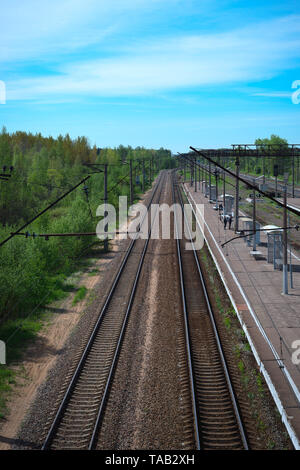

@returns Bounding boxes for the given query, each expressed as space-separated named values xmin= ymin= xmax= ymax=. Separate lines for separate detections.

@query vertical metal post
xmin=223 ymin=170 xmax=226 ymax=215
xmin=292 ymin=146 xmax=295 ymax=198
xmin=129 ymin=160 xmax=133 ymax=206
xmin=194 ymin=157 xmax=197 ymax=192
xmin=149 ymin=158 xmax=151 ymax=183
xmin=235 ymin=150 xmax=240 ymax=232
xmin=142 ymin=160 xmax=145 ymax=192
xmin=252 ymin=178 xmax=256 ymax=251
xmin=288 ymin=212 xmax=293 ymax=289
xmin=184 ymin=159 xmax=186 ymax=182
xmin=208 ymin=159 xmax=211 ymax=201
xmin=282 ymin=184 xmax=288 ymax=294
xmin=215 ymin=170 xmax=218 ymax=209
xmin=198 ymin=167 xmax=200 ymax=191
xmin=104 ymin=163 xmax=108 ymax=252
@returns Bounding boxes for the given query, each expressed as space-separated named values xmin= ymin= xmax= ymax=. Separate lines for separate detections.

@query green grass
xmin=72 ymin=286 xmax=88 ymax=305
xmin=238 ymin=360 xmax=245 ymax=374
xmin=88 ymin=268 xmax=99 ymax=276
xmin=0 ymin=311 xmax=46 ymax=418
xmin=0 ymin=367 xmax=16 ymax=418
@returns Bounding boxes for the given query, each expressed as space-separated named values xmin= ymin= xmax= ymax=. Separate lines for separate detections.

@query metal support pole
xmin=252 ymin=178 xmax=256 ymax=251
xmin=209 ymin=160 xmax=212 ymax=201
xmin=129 ymin=160 xmax=133 ymax=206
xmin=223 ymin=170 xmax=226 ymax=215
xmin=142 ymin=160 xmax=145 ymax=192
xmin=151 ymin=156 xmax=153 ymax=182
xmin=194 ymin=157 xmax=197 ymax=192
xmin=288 ymin=212 xmax=293 ymax=289
xmin=104 ymin=164 xmax=108 ymax=252
xmin=292 ymin=147 xmax=295 ymax=198
xmin=282 ymin=184 xmax=288 ymax=294
xmin=215 ymin=170 xmax=219 ymax=209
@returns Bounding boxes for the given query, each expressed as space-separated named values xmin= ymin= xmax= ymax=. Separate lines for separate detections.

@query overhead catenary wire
xmin=0 ymin=175 xmax=90 ymax=249
xmin=177 ymin=152 xmax=236 ymax=190
xmin=3 ymin=238 xmax=102 ymax=342
xmin=189 ymin=146 xmax=300 ymax=218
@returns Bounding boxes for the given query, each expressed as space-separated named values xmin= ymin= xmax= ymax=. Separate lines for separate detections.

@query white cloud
xmin=0 ymin=0 xmax=183 ymax=62
xmin=252 ymin=92 xmax=292 ymax=98
xmin=5 ymin=14 xmax=300 ymax=100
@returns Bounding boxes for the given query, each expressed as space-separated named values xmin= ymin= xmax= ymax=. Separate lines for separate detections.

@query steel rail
xmin=89 ymin=172 xmax=167 ymax=449
xmin=173 ymin=172 xmax=249 ymax=450
xmin=42 ymin=172 xmax=165 ymax=450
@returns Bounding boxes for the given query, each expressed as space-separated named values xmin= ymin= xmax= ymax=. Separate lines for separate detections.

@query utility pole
xmin=252 ymin=178 xmax=256 ymax=251
xmin=104 ymin=164 xmax=108 ymax=252
xmin=215 ymin=169 xmax=219 ymax=209
xmin=208 ymin=159 xmax=212 ymax=201
xmin=288 ymin=212 xmax=293 ymax=289
xmin=223 ymin=170 xmax=226 ymax=213
xmin=282 ymin=180 xmax=288 ymax=294
xmin=274 ymin=164 xmax=278 ymax=196
xmin=235 ymin=149 xmax=240 ymax=232
xmin=129 ymin=160 xmax=133 ymax=206
xmin=148 ymin=159 xmax=151 ymax=185
xmin=292 ymin=146 xmax=295 ymax=198
xmin=142 ymin=160 xmax=145 ymax=192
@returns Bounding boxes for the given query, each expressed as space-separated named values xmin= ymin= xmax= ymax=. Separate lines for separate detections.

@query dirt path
xmin=0 ymin=253 xmax=113 ymax=450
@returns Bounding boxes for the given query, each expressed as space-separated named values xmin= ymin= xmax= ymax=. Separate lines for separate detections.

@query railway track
xmin=173 ymin=173 xmax=249 ymax=450
xmin=41 ymin=172 xmax=166 ymax=450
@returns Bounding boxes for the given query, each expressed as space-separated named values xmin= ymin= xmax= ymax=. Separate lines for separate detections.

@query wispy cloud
xmin=252 ymin=92 xmax=292 ymax=98
xmin=0 ymin=0 xmax=182 ymax=63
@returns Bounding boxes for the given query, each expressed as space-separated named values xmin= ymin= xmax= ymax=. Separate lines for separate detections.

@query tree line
xmin=0 ymin=127 xmax=173 ymax=325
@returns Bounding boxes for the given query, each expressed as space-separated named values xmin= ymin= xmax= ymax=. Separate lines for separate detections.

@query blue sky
xmin=0 ymin=0 xmax=300 ymax=152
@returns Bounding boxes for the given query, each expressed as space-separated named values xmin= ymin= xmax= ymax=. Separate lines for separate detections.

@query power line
xmin=0 ymin=175 xmax=90 ymax=249
xmin=189 ymin=147 xmax=300 ymax=218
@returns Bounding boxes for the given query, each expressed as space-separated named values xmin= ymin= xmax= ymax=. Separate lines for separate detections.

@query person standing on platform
xmin=224 ymin=214 xmax=229 ymax=230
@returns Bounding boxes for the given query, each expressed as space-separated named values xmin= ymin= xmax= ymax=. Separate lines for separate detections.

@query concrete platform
xmin=183 ymin=182 xmax=300 ymax=449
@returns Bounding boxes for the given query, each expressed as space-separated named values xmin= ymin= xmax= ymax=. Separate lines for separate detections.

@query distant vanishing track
xmin=42 ymin=172 xmax=166 ymax=450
